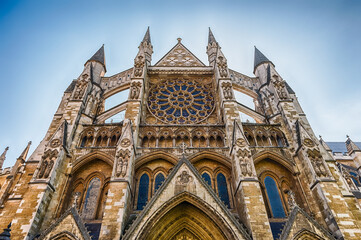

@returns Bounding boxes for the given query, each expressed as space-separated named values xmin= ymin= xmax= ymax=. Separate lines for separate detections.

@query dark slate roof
xmin=64 ymin=80 xmax=77 ymax=93
xmin=208 ymin=28 xmax=217 ymax=44
xmin=254 ymin=46 xmax=273 ymax=70
xmin=284 ymin=82 xmax=295 ymax=94
xmin=142 ymin=26 xmax=151 ymax=44
xmin=87 ymin=45 xmax=106 ymax=69
xmin=326 ymin=142 xmax=361 ymax=153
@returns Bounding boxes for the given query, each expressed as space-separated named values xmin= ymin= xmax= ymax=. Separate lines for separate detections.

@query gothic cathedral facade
xmin=0 ymin=28 xmax=361 ymax=240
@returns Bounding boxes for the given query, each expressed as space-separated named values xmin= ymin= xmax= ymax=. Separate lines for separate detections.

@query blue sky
xmin=1 ymin=0 xmax=361 ymax=167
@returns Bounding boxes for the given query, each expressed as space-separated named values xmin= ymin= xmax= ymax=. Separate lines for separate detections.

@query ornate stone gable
xmin=123 ymin=157 xmax=250 ymax=240
xmin=154 ymin=40 xmax=205 ymax=67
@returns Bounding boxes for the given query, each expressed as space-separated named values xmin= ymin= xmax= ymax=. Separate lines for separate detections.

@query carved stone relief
xmin=130 ymin=82 xmax=142 ymax=100
xmin=134 ymin=55 xmax=145 ymax=77
xmin=221 ymin=82 xmax=233 ymax=100
xmin=307 ymin=149 xmax=327 ymax=177
xmin=38 ymin=149 xmax=58 ymax=179
xmin=73 ymin=74 xmax=89 ymax=100
xmin=236 ymin=149 xmax=252 ymax=177
xmin=175 ymin=170 xmax=196 ymax=194
xmin=115 ymin=150 xmax=130 ymax=178
xmin=217 ymin=56 xmax=228 ymax=78
xmin=273 ymin=79 xmax=288 ymax=100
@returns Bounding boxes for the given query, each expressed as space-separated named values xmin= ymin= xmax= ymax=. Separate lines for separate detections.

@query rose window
xmin=147 ymin=79 xmax=215 ymax=124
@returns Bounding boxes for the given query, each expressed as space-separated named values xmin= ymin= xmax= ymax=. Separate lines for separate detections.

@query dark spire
xmin=208 ymin=27 xmax=217 ymax=45
xmin=254 ymin=46 xmax=273 ymax=71
xmin=0 ymin=223 xmax=11 ymax=240
xmin=87 ymin=45 xmax=106 ymax=70
xmin=18 ymin=141 xmax=31 ymax=161
xmin=346 ymin=135 xmax=361 ymax=154
xmin=142 ymin=26 xmax=151 ymax=44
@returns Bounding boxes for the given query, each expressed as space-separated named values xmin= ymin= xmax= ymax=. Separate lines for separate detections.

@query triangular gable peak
xmin=123 ymin=156 xmax=250 ymax=240
xmin=279 ymin=206 xmax=335 ymax=240
xmin=39 ymin=208 xmax=91 ymax=240
xmin=154 ymin=39 xmax=206 ymax=67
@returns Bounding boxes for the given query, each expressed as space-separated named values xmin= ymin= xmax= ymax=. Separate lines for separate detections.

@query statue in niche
xmin=130 ymin=82 xmax=142 ymax=100
xmin=175 ymin=170 xmax=195 ymax=194
xmin=237 ymin=149 xmax=252 ymax=177
xmin=287 ymin=190 xmax=297 ymax=210
xmin=134 ymin=55 xmax=145 ymax=77
xmin=221 ymin=82 xmax=233 ymax=100
xmin=73 ymin=74 xmax=88 ymax=99
xmin=72 ymin=192 xmax=81 ymax=209
xmin=217 ymin=56 xmax=228 ymax=78
xmin=38 ymin=149 xmax=58 ymax=179
xmin=116 ymin=150 xmax=130 ymax=177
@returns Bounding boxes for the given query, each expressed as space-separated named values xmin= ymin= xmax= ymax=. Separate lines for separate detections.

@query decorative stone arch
xmin=133 ymin=192 xmax=243 ymax=240
xmin=135 ymin=151 xmax=178 ymax=170
xmin=71 ymin=151 xmax=114 ymax=174
xmin=253 ymin=150 xmax=295 ymax=174
xmin=189 ymin=151 xmax=232 ymax=169
xmin=293 ymin=229 xmax=324 ymax=240
xmin=49 ymin=231 xmax=78 ymax=240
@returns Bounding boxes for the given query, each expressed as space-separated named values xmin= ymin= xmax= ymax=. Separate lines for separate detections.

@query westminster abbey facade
xmin=1 ymin=28 xmax=361 ymax=240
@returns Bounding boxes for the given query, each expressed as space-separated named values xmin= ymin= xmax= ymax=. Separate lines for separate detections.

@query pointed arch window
xmin=202 ymin=172 xmax=212 ymax=187
xmin=217 ymin=173 xmax=230 ymax=208
xmin=82 ymin=177 xmax=101 ymax=220
xmin=137 ymin=174 xmax=149 ymax=210
xmin=154 ymin=173 xmax=165 ymax=193
xmin=264 ymin=176 xmax=286 ymax=218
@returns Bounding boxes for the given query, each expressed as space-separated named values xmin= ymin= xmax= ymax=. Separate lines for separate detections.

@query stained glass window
xmin=154 ymin=173 xmax=165 ymax=193
xmin=202 ymin=172 xmax=212 ymax=187
xmin=82 ymin=177 xmax=101 ymax=220
xmin=217 ymin=173 xmax=230 ymax=208
xmin=147 ymin=79 xmax=215 ymax=124
xmin=264 ymin=176 xmax=286 ymax=218
xmin=137 ymin=174 xmax=149 ymax=210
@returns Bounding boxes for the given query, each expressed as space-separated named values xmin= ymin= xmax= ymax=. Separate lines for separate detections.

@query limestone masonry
xmin=0 ymin=28 xmax=361 ymax=240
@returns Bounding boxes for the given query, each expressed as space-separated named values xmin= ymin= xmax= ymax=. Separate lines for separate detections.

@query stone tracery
xmin=147 ymin=79 xmax=215 ymax=124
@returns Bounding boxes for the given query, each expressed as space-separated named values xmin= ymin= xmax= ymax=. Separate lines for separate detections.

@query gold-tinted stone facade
xmin=0 ymin=29 xmax=360 ymax=240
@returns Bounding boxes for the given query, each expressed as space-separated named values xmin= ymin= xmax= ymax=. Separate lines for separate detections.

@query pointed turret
xmin=346 ymin=135 xmax=361 ymax=154
xmin=142 ymin=26 xmax=151 ymax=44
xmin=254 ymin=46 xmax=274 ymax=72
xmin=319 ymin=135 xmax=332 ymax=153
xmin=18 ymin=141 xmax=32 ymax=161
xmin=0 ymin=147 xmax=9 ymax=169
xmin=208 ymin=27 xmax=217 ymax=45
xmin=85 ymin=45 xmax=106 ymax=71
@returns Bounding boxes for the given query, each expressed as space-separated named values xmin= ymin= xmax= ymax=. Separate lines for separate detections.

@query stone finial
xmin=142 ymin=26 xmax=151 ymax=44
xmin=18 ymin=141 xmax=32 ymax=161
xmin=0 ymin=223 xmax=11 ymax=240
xmin=0 ymin=147 xmax=9 ymax=169
xmin=208 ymin=27 xmax=217 ymax=45
xmin=177 ymin=38 xmax=182 ymax=44
xmin=346 ymin=135 xmax=360 ymax=154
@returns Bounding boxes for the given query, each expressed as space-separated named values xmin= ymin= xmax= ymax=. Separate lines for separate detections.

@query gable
xmin=154 ymin=42 xmax=206 ymax=67
xmin=123 ymin=157 xmax=250 ymax=240
xmin=39 ymin=208 xmax=91 ymax=240
xmin=280 ymin=207 xmax=335 ymax=240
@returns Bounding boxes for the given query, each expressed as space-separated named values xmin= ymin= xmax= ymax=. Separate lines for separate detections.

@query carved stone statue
xmin=175 ymin=170 xmax=195 ymax=194
xmin=134 ymin=55 xmax=145 ymax=77
xmin=116 ymin=150 xmax=130 ymax=177
xmin=221 ymin=82 xmax=233 ymax=100
xmin=237 ymin=149 xmax=252 ymax=177
xmin=308 ymin=149 xmax=327 ymax=177
xmin=217 ymin=56 xmax=228 ymax=78
xmin=287 ymin=190 xmax=297 ymax=210
xmin=38 ymin=149 xmax=58 ymax=179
